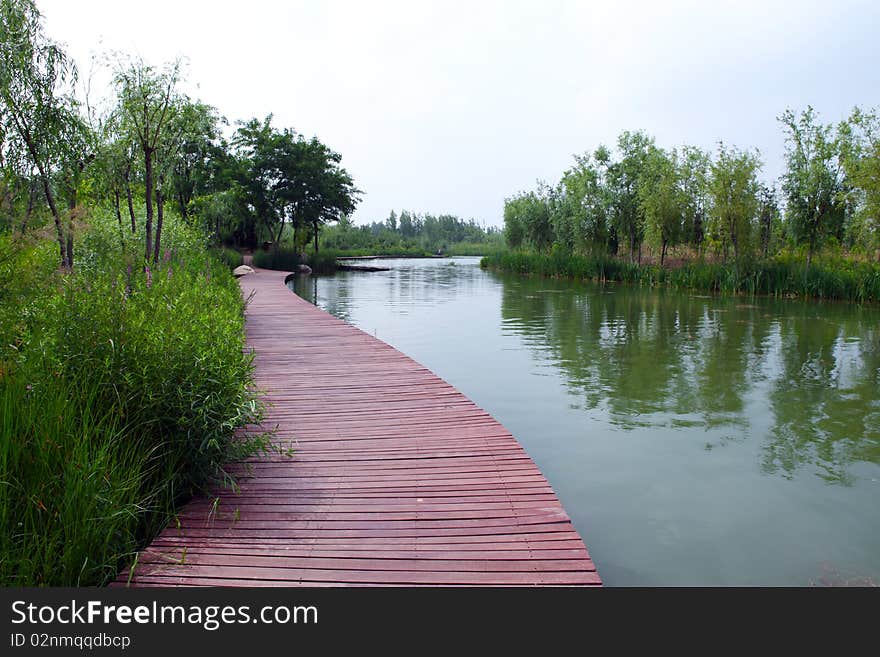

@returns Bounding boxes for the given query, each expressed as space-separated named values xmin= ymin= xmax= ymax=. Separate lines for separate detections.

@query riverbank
xmin=481 ymin=250 xmax=880 ymax=303
xmin=0 ymin=209 xmax=265 ymax=586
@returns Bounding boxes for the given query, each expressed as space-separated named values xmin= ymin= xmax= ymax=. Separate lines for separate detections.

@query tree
xmin=113 ymin=57 xmax=181 ymax=262
xmin=608 ymin=130 xmax=653 ymax=263
xmin=0 ymin=0 xmax=83 ymax=268
xmin=757 ymin=184 xmax=780 ymax=258
xmin=503 ymin=189 xmax=552 ymax=252
xmin=677 ymin=145 xmax=710 ymax=254
xmin=707 ymin=143 xmax=761 ymax=263
xmin=293 ymin=137 xmax=360 ymax=253
xmin=503 ymin=200 xmax=524 ymax=249
xmin=839 ymin=107 xmax=880 ymax=259
xmin=779 ymin=107 xmax=845 ymax=266
xmin=559 ymin=148 xmax=614 ymax=254
xmin=167 ymin=100 xmax=224 ymax=224
xmin=233 ymin=116 xmax=359 ymax=252
xmin=639 ymin=146 xmax=683 ymax=266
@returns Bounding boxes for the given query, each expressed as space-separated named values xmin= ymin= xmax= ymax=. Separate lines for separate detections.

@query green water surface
xmin=290 ymin=256 xmax=880 ymax=586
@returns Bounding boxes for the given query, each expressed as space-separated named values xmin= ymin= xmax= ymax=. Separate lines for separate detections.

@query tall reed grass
xmin=481 ymin=250 xmax=880 ymax=303
xmin=0 ymin=210 xmax=266 ymax=586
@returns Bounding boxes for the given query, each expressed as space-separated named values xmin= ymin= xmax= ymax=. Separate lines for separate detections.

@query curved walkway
xmin=118 ymin=267 xmax=600 ymax=586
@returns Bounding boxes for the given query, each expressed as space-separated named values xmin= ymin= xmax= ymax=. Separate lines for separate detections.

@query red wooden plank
xmin=117 ymin=267 xmax=600 ymax=588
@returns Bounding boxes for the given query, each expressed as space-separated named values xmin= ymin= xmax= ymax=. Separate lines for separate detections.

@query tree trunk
xmin=38 ymin=172 xmax=68 ymax=268
xmin=114 ymin=188 xmax=125 ymax=251
xmin=18 ymin=126 xmax=67 ymax=267
xmin=274 ymin=216 xmax=286 ymax=249
xmin=313 ymin=221 xmax=319 ymax=253
xmin=20 ymin=184 xmax=35 ymax=234
xmin=126 ymin=180 xmax=136 ymax=233
xmin=660 ymin=239 xmax=668 ymax=267
xmin=178 ymin=191 xmax=188 ymax=223
xmin=144 ymin=148 xmax=154 ymax=262
xmin=153 ymin=184 xmax=164 ymax=263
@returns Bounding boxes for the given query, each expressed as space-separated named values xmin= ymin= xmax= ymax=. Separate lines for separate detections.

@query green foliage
xmin=0 ymin=210 xmax=265 ymax=585
xmin=779 ymin=107 xmax=846 ymax=265
xmin=707 ymin=144 xmax=762 ymax=263
xmin=319 ymin=210 xmax=501 ymax=256
xmin=482 ymin=250 xmax=880 ymax=303
xmin=232 ymin=116 xmax=361 ymax=250
xmin=503 ymin=190 xmax=553 ymax=251
xmin=0 ymin=0 xmax=84 ymax=268
xmin=838 ymin=108 xmax=880 ymax=257
xmin=639 ymin=146 xmax=684 ymax=264
xmin=500 ymin=110 xmax=880 ymax=270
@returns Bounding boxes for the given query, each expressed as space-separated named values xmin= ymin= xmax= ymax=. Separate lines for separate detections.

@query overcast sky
xmin=39 ymin=0 xmax=880 ymax=227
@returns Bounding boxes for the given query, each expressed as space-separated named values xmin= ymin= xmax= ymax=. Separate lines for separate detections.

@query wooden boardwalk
xmin=119 ymin=267 xmax=600 ymax=586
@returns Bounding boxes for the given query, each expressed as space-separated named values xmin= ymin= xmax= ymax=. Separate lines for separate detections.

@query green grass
xmin=481 ymin=250 xmax=880 ymax=303
xmin=0 ymin=209 xmax=267 ymax=586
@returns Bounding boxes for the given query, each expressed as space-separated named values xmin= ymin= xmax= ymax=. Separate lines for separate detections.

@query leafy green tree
xmin=233 ymin=116 xmax=359 ymax=252
xmin=677 ymin=145 xmax=710 ymax=253
xmin=757 ymin=183 xmax=780 ymax=258
xmin=0 ymin=0 xmax=82 ymax=267
xmin=559 ymin=149 xmax=614 ymax=254
xmin=113 ymin=57 xmax=182 ymax=262
xmin=608 ymin=130 xmax=653 ymax=263
xmin=639 ymin=146 xmax=682 ymax=265
xmin=707 ymin=143 xmax=761 ymax=263
xmin=779 ymin=107 xmax=846 ymax=266
xmin=838 ymin=107 xmax=880 ymax=259
xmin=167 ymin=100 xmax=224 ymax=224
xmin=503 ymin=189 xmax=552 ymax=252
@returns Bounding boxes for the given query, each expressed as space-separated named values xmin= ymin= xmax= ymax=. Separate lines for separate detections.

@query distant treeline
xmin=319 ymin=210 xmax=504 ymax=256
xmin=500 ymin=107 xmax=880 ymax=267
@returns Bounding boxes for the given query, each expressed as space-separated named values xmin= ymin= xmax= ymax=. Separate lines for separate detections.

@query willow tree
xmin=0 ymin=0 xmax=81 ymax=267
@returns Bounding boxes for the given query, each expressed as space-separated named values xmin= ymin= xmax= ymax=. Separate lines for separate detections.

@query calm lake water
xmin=289 ymin=256 xmax=880 ymax=586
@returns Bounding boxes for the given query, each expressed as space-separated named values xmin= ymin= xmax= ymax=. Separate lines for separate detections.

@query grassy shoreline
xmin=481 ymin=250 xmax=880 ymax=304
xmin=0 ymin=210 xmax=267 ymax=586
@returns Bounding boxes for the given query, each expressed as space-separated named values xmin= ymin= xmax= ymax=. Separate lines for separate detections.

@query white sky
xmin=39 ymin=0 xmax=880 ymax=227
